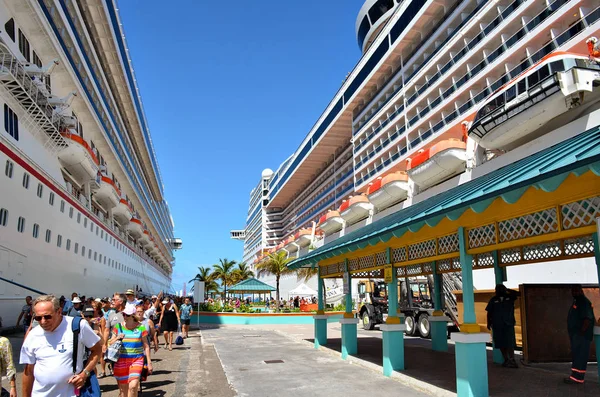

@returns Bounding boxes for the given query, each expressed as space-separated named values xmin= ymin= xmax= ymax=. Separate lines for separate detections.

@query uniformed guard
xmin=486 ymin=284 xmax=519 ymax=368
xmin=564 ymin=284 xmax=595 ymax=384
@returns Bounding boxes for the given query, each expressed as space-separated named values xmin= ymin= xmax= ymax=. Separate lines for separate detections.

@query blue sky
xmin=118 ymin=1 xmax=364 ymax=291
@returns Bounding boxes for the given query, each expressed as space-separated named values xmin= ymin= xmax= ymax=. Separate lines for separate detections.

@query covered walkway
xmin=289 ymin=127 xmax=600 ymax=396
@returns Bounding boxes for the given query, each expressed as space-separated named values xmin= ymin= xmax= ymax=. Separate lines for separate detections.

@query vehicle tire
xmin=361 ymin=311 xmax=375 ymax=330
xmin=405 ymin=315 xmax=416 ymax=336
xmin=418 ymin=313 xmax=431 ymax=338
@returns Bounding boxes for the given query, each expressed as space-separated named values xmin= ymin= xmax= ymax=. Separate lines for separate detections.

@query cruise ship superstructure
xmin=233 ymin=0 xmax=600 ymax=294
xmin=0 ymin=0 xmax=181 ymax=325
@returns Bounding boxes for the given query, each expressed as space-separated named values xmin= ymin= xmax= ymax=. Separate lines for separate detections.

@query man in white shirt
xmin=124 ymin=289 xmax=141 ymax=311
xmin=20 ymin=295 xmax=101 ymax=397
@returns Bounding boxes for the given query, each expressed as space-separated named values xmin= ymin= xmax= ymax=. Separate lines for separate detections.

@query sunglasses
xmin=34 ymin=315 xmax=53 ymax=321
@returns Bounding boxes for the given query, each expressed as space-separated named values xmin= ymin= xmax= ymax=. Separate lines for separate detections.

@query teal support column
xmin=314 ymin=266 xmax=327 ymax=348
xmin=381 ymin=248 xmax=405 ymax=375
xmin=452 ymin=227 xmax=489 ymax=397
xmin=491 ymin=251 xmax=505 ymax=364
xmin=431 ymin=261 xmax=449 ymax=352
xmin=340 ymin=259 xmax=358 ymax=359
xmin=453 ymin=334 xmax=490 ymax=397
xmin=593 ymin=231 xmax=600 ymax=379
xmin=458 ymin=227 xmax=476 ymax=326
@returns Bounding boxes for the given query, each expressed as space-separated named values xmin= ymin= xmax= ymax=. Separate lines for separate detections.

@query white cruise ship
xmin=232 ymin=0 xmax=600 ymax=297
xmin=0 ymin=0 xmax=181 ymax=327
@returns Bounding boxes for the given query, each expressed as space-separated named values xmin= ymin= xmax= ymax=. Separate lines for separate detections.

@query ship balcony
xmin=58 ymin=130 xmax=100 ymax=183
xmin=93 ymin=175 xmax=121 ymax=210
xmin=113 ymin=196 xmax=133 ymax=224
xmin=339 ymin=195 xmax=373 ymax=225
xmin=127 ymin=217 xmax=143 ymax=238
xmin=367 ymin=171 xmax=409 ymax=211
xmin=407 ymin=139 xmax=467 ymax=189
xmin=318 ymin=210 xmax=344 ymax=236
xmin=295 ymin=229 xmax=313 ymax=248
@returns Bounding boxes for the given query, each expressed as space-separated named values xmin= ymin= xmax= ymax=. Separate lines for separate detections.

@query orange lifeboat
xmin=366 ymin=171 xmax=409 ymax=211
xmin=339 ymin=195 xmax=373 ymax=225
xmin=127 ymin=215 xmax=143 ymax=238
xmin=58 ymin=130 xmax=99 ymax=183
xmin=407 ymin=139 xmax=467 ymax=189
xmin=283 ymin=235 xmax=298 ymax=253
xmin=113 ymin=195 xmax=133 ymax=224
xmin=318 ymin=210 xmax=344 ymax=236
xmin=140 ymin=229 xmax=152 ymax=247
xmin=295 ymin=229 xmax=313 ymax=247
xmin=93 ymin=172 xmax=120 ymax=209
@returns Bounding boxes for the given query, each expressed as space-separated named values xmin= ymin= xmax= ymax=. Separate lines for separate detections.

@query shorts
xmin=113 ymin=356 xmax=144 ymax=384
xmin=491 ymin=324 xmax=516 ymax=349
xmin=181 ymin=319 xmax=190 ymax=326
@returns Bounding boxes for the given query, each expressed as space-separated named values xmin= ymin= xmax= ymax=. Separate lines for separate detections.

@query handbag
xmin=175 ymin=324 xmax=184 ymax=345
xmin=72 ymin=319 xmax=101 ymax=397
xmin=105 ymin=324 xmax=123 ymax=363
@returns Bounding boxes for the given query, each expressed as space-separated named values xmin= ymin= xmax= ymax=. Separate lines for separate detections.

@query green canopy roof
xmin=228 ymin=278 xmax=276 ymax=293
xmin=288 ymin=127 xmax=600 ymax=269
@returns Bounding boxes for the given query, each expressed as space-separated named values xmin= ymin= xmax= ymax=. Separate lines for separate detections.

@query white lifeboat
xmin=127 ymin=216 xmax=143 ymax=238
xmin=113 ymin=195 xmax=133 ymax=225
xmin=367 ymin=171 xmax=409 ymax=211
xmin=469 ymin=51 xmax=600 ymax=150
xmin=318 ymin=210 xmax=344 ymax=236
xmin=93 ymin=173 xmax=120 ymax=209
xmin=407 ymin=139 xmax=467 ymax=189
xmin=57 ymin=130 xmax=99 ymax=183
xmin=283 ymin=235 xmax=298 ymax=253
xmin=339 ymin=195 xmax=373 ymax=225
xmin=295 ymin=229 xmax=313 ymax=247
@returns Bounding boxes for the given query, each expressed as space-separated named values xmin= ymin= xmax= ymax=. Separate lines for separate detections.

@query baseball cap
xmin=161 ymin=299 xmax=168 ymax=304
xmin=101 ymin=297 xmax=110 ymax=303
xmin=83 ymin=306 xmax=94 ymax=317
xmin=125 ymin=289 xmax=135 ymax=295
xmin=94 ymin=298 xmax=102 ymax=303
xmin=151 ymin=295 xmax=158 ymax=299
xmin=72 ymin=297 xmax=82 ymax=304
xmin=123 ymin=305 xmax=136 ymax=316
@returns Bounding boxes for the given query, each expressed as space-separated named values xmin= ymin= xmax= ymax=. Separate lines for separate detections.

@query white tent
xmin=288 ymin=283 xmax=317 ymax=297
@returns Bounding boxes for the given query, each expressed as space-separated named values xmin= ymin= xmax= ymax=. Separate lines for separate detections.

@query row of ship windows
xmin=3 ymin=158 xmax=163 ymax=268
xmin=354 ymin=0 xmax=576 ymax=175
xmin=0 ymin=207 xmax=162 ymax=285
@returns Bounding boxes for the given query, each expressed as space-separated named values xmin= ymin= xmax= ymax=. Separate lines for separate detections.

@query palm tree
xmin=211 ymin=258 xmax=237 ymax=299
xmin=255 ymin=252 xmax=294 ymax=312
xmin=296 ymin=266 xmax=324 ymax=307
xmin=189 ymin=266 xmax=215 ymax=299
xmin=232 ymin=262 xmax=255 ymax=284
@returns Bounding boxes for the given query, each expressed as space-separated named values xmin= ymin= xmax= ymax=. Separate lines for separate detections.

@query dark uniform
xmin=567 ymin=295 xmax=595 ymax=383
xmin=485 ymin=290 xmax=517 ymax=350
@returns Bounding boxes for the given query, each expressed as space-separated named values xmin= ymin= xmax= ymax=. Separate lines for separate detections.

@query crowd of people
xmin=1 ymin=289 xmax=195 ymax=397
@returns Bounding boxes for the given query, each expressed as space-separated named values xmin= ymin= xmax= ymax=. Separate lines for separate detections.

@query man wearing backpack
xmin=20 ymin=295 xmax=101 ymax=397
xmin=16 ymin=296 xmax=33 ymax=333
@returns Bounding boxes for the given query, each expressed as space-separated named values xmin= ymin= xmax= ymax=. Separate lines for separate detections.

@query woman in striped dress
xmin=108 ymin=305 xmax=153 ymax=397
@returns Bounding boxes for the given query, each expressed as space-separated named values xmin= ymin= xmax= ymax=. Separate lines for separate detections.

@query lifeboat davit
xmin=407 ymin=139 xmax=467 ymax=189
xmin=113 ymin=196 xmax=133 ymax=224
xmin=318 ymin=210 xmax=344 ymax=235
xmin=295 ymin=229 xmax=313 ymax=247
xmin=127 ymin=216 xmax=143 ymax=238
xmin=469 ymin=51 xmax=600 ymax=150
xmin=58 ymin=130 xmax=99 ymax=183
xmin=339 ymin=195 xmax=373 ymax=225
xmin=93 ymin=173 xmax=120 ymax=209
xmin=367 ymin=172 xmax=409 ymax=211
